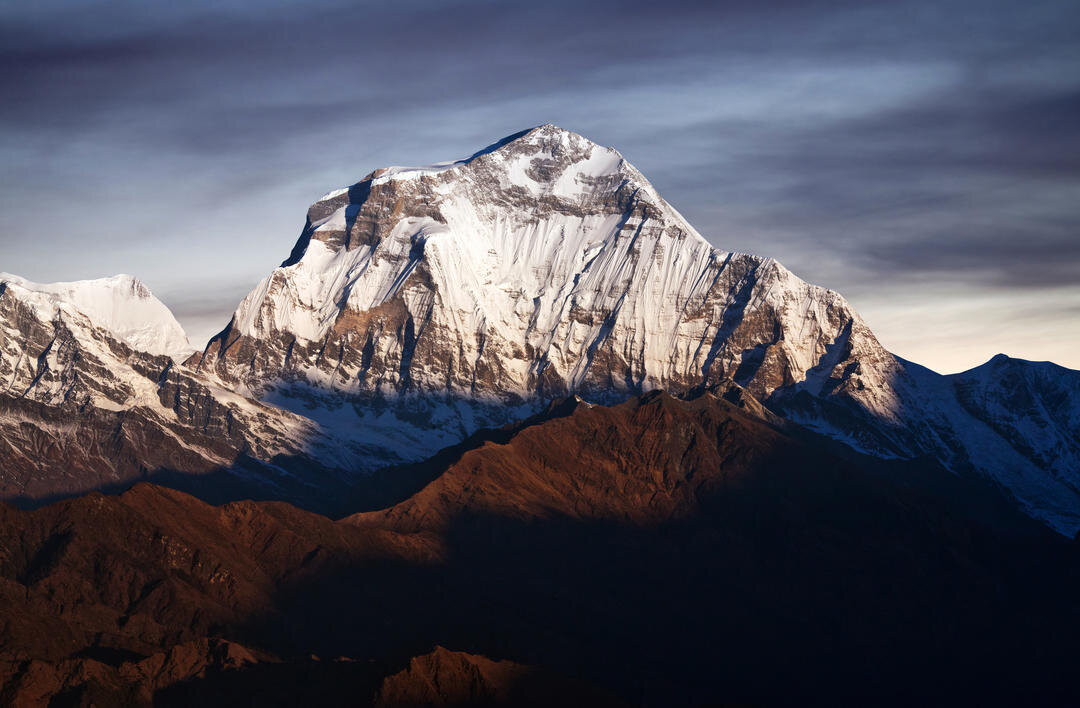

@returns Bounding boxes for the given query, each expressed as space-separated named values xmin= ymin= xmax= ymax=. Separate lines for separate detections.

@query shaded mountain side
xmin=770 ymin=353 xmax=1080 ymax=534
xmin=0 ymin=394 xmax=223 ymax=504
xmin=349 ymin=390 xmax=1046 ymax=536
xmin=0 ymin=393 xmax=367 ymax=516
xmin=341 ymin=395 xmax=589 ymax=513
xmin=1 ymin=639 xmax=617 ymax=708
xmin=1 ymin=394 xmax=1079 ymax=705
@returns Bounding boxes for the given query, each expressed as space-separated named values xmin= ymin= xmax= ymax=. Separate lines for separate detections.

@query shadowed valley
xmin=2 ymin=392 xmax=1078 ymax=706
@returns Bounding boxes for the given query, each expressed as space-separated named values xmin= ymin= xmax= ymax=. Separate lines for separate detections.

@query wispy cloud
xmin=1 ymin=0 xmax=1077 ymax=372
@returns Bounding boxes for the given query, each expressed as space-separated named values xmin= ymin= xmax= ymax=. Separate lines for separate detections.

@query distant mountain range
xmin=2 ymin=124 xmax=1077 ymax=533
xmin=3 ymin=124 xmax=1080 ymax=705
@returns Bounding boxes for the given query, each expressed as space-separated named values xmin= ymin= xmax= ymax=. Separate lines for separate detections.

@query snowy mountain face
xmin=199 ymin=124 xmax=902 ymax=465
xmin=2 ymin=124 xmax=1078 ymax=534
xmin=946 ymin=355 xmax=1080 ymax=524
xmin=773 ymin=351 xmax=1080 ymax=533
xmin=0 ymin=273 xmax=193 ymax=361
xmin=0 ymin=273 xmax=190 ymax=414
xmin=0 ymin=274 xmax=341 ymax=507
xmin=952 ymin=355 xmax=1080 ymax=472
xmin=189 ymin=124 xmax=1080 ymax=532
xmin=204 ymin=125 xmax=879 ymax=398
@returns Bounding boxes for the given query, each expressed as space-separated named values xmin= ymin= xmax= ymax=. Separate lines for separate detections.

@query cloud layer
xmin=1 ymin=0 xmax=1077 ymax=371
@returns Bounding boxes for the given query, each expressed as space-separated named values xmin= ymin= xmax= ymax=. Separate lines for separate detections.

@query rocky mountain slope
xmin=1 ymin=394 xmax=1076 ymax=705
xmin=1 ymin=125 xmax=1077 ymax=533
xmin=0 ymin=476 xmax=616 ymax=706
xmin=0 ymin=273 xmax=360 ymax=509
xmin=195 ymin=124 xmax=1080 ymax=533
xmin=195 ymin=124 xmax=907 ymax=467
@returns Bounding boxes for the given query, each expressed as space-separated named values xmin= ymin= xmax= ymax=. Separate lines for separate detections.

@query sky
xmin=1 ymin=0 xmax=1077 ymax=373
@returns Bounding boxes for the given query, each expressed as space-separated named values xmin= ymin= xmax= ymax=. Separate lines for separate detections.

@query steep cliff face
xmin=204 ymin=125 xmax=886 ymax=400
xmin=198 ymin=124 xmax=900 ymax=465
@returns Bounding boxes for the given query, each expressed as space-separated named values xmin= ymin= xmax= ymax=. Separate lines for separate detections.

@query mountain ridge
xmin=195 ymin=123 xmax=899 ymax=472
xmin=1 ymin=390 xmax=1075 ymax=705
xmin=1 ymin=124 xmax=1078 ymax=535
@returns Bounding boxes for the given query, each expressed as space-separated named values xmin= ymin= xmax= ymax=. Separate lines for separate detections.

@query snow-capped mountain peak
xmin=192 ymin=124 xmax=1080 ymax=534
xmin=208 ymin=124 xmax=822 ymax=399
xmin=0 ymin=272 xmax=193 ymax=361
xmin=200 ymin=124 xmax=886 ymax=467
xmin=2 ymin=126 xmax=1079 ymax=538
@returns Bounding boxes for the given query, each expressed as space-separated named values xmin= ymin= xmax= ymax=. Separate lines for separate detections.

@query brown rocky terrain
xmin=2 ymin=392 xmax=1078 ymax=705
xmin=372 ymin=646 xmax=623 ymax=708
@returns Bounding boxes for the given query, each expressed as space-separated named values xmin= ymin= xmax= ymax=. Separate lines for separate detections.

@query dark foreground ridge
xmin=1 ymin=392 xmax=1079 ymax=706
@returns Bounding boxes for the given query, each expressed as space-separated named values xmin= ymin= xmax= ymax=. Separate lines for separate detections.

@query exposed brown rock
xmin=374 ymin=646 xmax=624 ymax=708
xmin=0 ymin=392 xmax=1078 ymax=706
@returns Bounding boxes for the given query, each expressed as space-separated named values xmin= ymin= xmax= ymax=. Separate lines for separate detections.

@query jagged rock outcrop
xmin=373 ymin=646 xmax=625 ymax=708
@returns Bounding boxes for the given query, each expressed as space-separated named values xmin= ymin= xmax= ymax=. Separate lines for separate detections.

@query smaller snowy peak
xmin=973 ymin=353 xmax=1061 ymax=372
xmin=952 ymin=353 xmax=1080 ymax=389
xmin=952 ymin=353 xmax=1080 ymax=425
xmin=0 ymin=272 xmax=193 ymax=360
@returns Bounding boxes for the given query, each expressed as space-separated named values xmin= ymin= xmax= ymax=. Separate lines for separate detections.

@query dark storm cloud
xmin=649 ymin=74 xmax=1080 ymax=290
xmin=1 ymin=0 xmax=911 ymax=197
xmin=866 ymin=223 xmax=1080 ymax=288
xmin=0 ymin=0 xmax=886 ymax=146
xmin=772 ymin=83 xmax=1080 ymax=287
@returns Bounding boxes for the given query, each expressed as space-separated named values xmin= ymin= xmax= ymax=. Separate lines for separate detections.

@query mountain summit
xmin=0 ymin=273 xmax=192 ymax=361
xmin=204 ymin=124 xmax=877 ymax=401
xmin=197 ymin=125 xmax=898 ymax=465
xmin=2 ymin=125 xmax=1078 ymax=533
